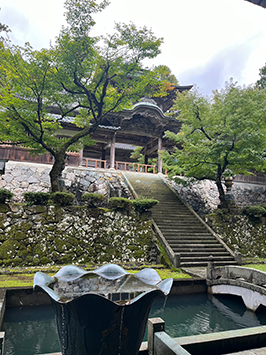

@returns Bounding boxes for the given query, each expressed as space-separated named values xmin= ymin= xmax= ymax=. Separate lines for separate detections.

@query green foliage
xmin=50 ymin=192 xmax=75 ymax=206
xmin=256 ymin=62 xmax=266 ymax=90
xmin=163 ymin=81 xmax=266 ymax=207
xmin=23 ymin=192 xmax=50 ymax=206
xmin=132 ymin=198 xmax=159 ymax=213
xmin=108 ymin=197 xmax=132 ymax=211
xmin=81 ymin=192 xmax=106 ymax=207
xmin=0 ymin=0 xmax=168 ymax=192
xmin=242 ymin=206 xmax=266 ymax=218
xmin=0 ymin=188 xmax=13 ymax=203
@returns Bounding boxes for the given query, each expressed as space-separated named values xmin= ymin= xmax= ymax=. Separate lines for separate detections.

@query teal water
xmin=3 ymin=293 xmax=266 ymax=355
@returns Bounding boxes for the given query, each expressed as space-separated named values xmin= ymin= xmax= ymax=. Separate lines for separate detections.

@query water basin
xmin=3 ymin=293 xmax=266 ymax=355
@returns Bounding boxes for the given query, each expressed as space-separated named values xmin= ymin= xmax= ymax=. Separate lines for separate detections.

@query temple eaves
xmin=245 ymin=0 xmax=266 ymax=8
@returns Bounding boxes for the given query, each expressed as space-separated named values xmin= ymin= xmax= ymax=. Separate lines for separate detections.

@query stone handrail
xmin=207 ymin=265 xmax=266 ymax=287
xmin=207 ymin=264 xmax=266 ymax=311
xmin=148 ymin=318 xmax=191 ymax=355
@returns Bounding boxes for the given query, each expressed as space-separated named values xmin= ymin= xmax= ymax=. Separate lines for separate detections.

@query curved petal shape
xmin=158 ymin=278 xmax=173 ymax=295
xmin=34 ymin=264 xmax=173 ymax=355
xmin=135 ymin=268 xmax=162 ymax=285
xmin=54 ymin=265 xmax=88 ymax=281
xmin=93 ymin=263 xmax=129 ymax=280
xmin=33 ymin=271 xmax=54 ymax=287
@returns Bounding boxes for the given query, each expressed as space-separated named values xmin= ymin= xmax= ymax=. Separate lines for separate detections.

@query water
xmin=3 ymin=293 xmax=266 ymax=355
xmin=144 ymin=293 xmax=266 ymax=340
xmin=3 ymin=305 xmax=60 ymax=355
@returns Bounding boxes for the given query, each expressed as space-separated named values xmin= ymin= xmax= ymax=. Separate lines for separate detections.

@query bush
xmin=0 ymin=188 xmax=13 ymax=203
xmin=24 ymin=192 xmax=50 ymax=206
xmin=132 ymin=198 xmax=159 ymax=213
xmin=108 ymin=197 xmax=132 ymax=211
xmin=82 ymin=193 xmax=106 ymax=207
xmin=50 ymin=192 xmax=75 ymax=206
xmin=259 ymin=203 xmax=266 ymax=210
xmin=242 ymin=205 xmax=266 ymax=217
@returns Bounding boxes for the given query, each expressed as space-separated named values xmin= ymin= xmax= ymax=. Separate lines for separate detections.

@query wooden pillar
xmin=110 ymin=133 xmax=116 ymax=169
xmin=79 ymin=149 xmax=83 ymax=166
xmin=101 ymin=144 xmax=106 ymax=169
xmin=144 ymin=154 xmax=149 ymax=165
xmin=157 ymin=136 xmax=163 ymax=174
xmin=101 ymin=144 xmax=106 ymax=161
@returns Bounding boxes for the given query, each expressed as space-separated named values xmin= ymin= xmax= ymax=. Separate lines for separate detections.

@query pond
xmin=3 ymin=293 xmax=266 ymax=355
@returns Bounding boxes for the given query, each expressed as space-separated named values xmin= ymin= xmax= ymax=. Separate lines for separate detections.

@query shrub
xmin=259 ymin=203 xmax=266 ymax=210
xmin=82 ymin=193 xmax=106 ymax=207
xmin=0 ymin=188 xmax=13 ymax=204
xmin=132 ymin=198 xmax=159 ymax=213
xmin=108 ymin=197 xmax=132 ymax=211
xmin=24 ymin=192 xmax=50 ymax=206
xmin=242 ymin=205 xmax=266 ymax=217
xmin=50 ymin=192 xmax=75 ymax=206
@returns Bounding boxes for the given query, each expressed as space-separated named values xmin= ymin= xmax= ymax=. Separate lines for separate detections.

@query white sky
xmin=1 ymin=0 xmax=266 ymax=96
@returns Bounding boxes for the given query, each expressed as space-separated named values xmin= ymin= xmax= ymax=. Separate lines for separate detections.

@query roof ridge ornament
xmin=139 ymin=96 xmax=158 ymax=106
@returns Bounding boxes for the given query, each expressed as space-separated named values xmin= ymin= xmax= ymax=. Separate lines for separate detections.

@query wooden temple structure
xmin=0 ymin=86 xmax=192 ymax=174
xmin=245 ymin=0 xmax=266 ymax=8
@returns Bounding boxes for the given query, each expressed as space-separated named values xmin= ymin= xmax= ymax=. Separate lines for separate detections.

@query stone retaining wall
xmin=2 ymin=162 xmax=266 ymax=214
xmin=1 ymin=162 xmax=266 ymax=214
xmin=0 ymin=162 xmax=130 ymax=203
xmin=168 ymin=178 xmax=266 ymax=215
xmin=0 ymin=204 xmax=155 ymax=266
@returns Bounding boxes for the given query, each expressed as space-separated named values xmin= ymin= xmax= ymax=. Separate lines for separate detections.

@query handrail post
xmin=148 ymin=318 xmax=165 ymax=355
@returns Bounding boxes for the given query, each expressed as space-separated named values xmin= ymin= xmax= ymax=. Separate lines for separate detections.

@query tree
xmin=0 ymin=0 xmax=169 ymax=192
xmin=256 ymin=63 xmax=266 ymax=90
xmin=0 ymin=8 xmax=11 ymax=40
xmin=163 ymin=81 xmax=266 ymax=208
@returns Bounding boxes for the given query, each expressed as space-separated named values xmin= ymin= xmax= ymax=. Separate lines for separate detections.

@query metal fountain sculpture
xmin=34 ymin=264 xmax=173 ymax=355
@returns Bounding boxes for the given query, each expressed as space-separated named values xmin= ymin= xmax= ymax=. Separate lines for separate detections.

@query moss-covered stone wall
xmin=207 ymin=212 xmax=266 ymax=258
xmin=0 ymin=204 xmax=155 ymax=267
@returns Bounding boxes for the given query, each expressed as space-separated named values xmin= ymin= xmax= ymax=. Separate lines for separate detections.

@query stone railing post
xmin=235 ymin=252 xmax=242 ymax=264
xmin=148 ymin=318 xmax=165 ymax=355
xmin=206 ymin=255 xmax=215 ymax=280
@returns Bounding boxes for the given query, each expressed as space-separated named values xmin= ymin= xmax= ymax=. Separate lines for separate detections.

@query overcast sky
xmin=1 ymin=0 xmax=266 ymax=96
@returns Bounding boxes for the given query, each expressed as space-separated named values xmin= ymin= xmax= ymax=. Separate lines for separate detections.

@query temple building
xmin=0 ymin=85 xmax=192 ymax=173
xmin=245 ymin=0 xmax=266 ymax=8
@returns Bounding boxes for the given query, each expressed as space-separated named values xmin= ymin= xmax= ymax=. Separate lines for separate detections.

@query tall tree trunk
xmin=49 ymin=152 xmax=66 ymax=193
xmin=215 ymin=164 xmax=226 ymax=208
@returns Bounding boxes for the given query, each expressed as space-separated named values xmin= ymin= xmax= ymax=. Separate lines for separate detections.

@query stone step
xmin=156 ymin=227 xmax=209 ymax=232
xmin=125 ymin=172 xmax=237 ymax=269
xmin=166 ymin=237 xmax=219 ymax=242
xmin=153 ymin=213 xmax=197 ymax=217
xmin=178 ymin=252 xmax=231 ymax=257
xmin=172 ymin=248 xmax=225 ymax=253
xmin=163 ymin=233 xmax=214 ymax=237
xmin=180 ymin=260 xmax=237 ymax=267
xmin=156 ymin=226 xmax=209 ymax=232
xmin=169 ymin=242 xmax=222 ymax=248
xmin=153 ymin=217 xmax=199 ymax=222
xmin=181 ymin=255 xmax=234 ymax=262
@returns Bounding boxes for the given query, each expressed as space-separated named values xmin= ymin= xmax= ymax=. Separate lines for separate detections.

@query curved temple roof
xmin=245 ymin=0 xmax=266 ymax=8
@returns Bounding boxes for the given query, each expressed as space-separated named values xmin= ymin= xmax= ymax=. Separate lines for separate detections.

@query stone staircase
xmin=123 ymin=172 xmax=237 ymax=268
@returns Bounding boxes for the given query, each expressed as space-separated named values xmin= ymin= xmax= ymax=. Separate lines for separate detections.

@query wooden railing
xmin=83 ymin=158 xmax=107 ymax=169
xmin=82 ymin=158 xmax=157 ymax=174
xmin=115 ymin=161 xmax=156 ymax=173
